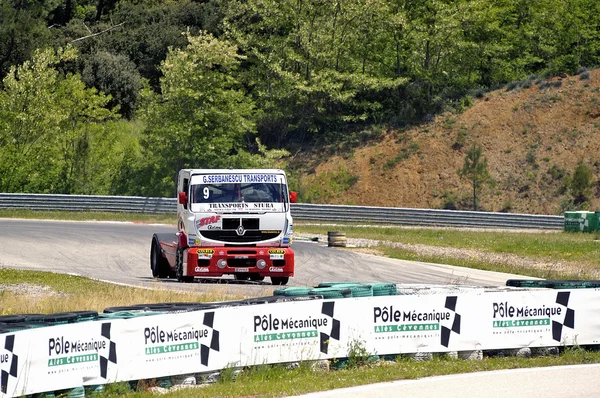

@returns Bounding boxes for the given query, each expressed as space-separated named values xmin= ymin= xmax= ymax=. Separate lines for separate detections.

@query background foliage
xmin=0 ymin=0 xmax=599 ymax=199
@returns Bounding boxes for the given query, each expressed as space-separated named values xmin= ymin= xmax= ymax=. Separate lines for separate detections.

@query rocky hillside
xmin=296 ymin=70 xmax=600 ymax=215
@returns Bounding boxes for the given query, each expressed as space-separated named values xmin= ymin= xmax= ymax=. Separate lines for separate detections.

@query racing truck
xmin=150 ymin=168 xmax=296 ymax=285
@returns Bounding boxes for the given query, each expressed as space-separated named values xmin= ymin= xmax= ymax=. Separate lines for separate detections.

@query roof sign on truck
xmin=199 ymin=174 xmax=283 ymax=184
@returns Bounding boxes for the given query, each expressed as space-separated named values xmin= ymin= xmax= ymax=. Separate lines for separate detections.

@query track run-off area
xmin=0 ymin=218 xmax=529 ymax=295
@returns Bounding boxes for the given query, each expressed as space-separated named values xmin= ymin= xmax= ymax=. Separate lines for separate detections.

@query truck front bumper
xmin=182 ymin=247 xmax=294 ymax=277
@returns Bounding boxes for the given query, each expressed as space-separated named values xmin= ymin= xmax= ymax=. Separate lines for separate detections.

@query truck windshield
xmin=192 ymin=182 xmax=287 ymax=204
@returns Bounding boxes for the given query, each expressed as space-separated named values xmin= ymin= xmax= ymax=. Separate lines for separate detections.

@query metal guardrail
xmin=0 ymin=193 xmax=564 ymax=229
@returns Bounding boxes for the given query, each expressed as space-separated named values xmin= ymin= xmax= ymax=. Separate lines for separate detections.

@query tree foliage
xmin=0 ymin=47 xmax=119 ymax=193
xmin=570 ymin=162 xmax=594 ymax=205
xmin=80 ymin=51 xmax=143 ymax=119
xmin=1 ymin=0 xmax=600 ymax=199
xmin=135 ymin=31 xmax=274 ymax=196
xmin=458 ymin=144 xmax=493 ymax=211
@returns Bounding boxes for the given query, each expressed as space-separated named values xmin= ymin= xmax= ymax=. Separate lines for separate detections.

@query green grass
xmin=295 ymin=223 xmax=600 ymax=279
xmin=94 ymin=348 xmax=600 ymax=397
xmin=296 ymin=224 xmax=599 ymax=262
xmin=0 ymin=268 xmax=245 ymax=315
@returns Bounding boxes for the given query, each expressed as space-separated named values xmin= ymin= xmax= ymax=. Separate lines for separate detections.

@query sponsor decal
xmin=372 ymin=296 xmax=461 ymax=348
xmin=252 ymin=302 xmax=340 ymax=354
xmin=188 ymin=237 xmax=201 ymax=246
xmin=209 ymin=203 xmax=250 ymax=209
xmin=206 ymin=203 xmax=280 ymax=210
xmin=492 ymin=301 xmax=560 ymax=330
xmin=252 ymin=203 xmax=274 ymax=209
xmin=1 ymin=335 xmax=18 ymax=395
xmin=235 ymin=268 xmax=249 ymax=273
xmin=261 ymin=230 xmax=279 ymax=234
xmin=373 ymin=306 xmax=447 ymax=334
xmin=269 ymin=267 xmax=284 ymax=272
xmin=198 ymin=216 xmax=221 ymax=227
xmin=195 ymin=267 xmax=210 ymax=272
xmin=46 ymin=323 xmax=117 ymax=379
xmin=253 ymin=314 xmax=326 ymax=343
xmin=143 ymin=312 xmax=220 ymax=367
xmin=268 ymin=249 xmax=285 ymax=260
xmin=564 ymin=216 xmax=588 ymax=231
xmin=196 ymin=249 xmax=214 ymax=260
xmin=491 ymin=293 xmax=575 ymax=341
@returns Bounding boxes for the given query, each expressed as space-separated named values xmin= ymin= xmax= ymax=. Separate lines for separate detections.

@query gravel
xmin=0 ymin=283 xmax=68 ymax=298
xmin=295 ymin=233 xmax=593 ymax=279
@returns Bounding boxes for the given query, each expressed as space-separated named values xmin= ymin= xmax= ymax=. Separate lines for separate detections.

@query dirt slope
xmin=296 ymin=70 xmax=600 ymax=215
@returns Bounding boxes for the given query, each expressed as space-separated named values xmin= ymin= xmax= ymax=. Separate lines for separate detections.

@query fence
xmin=0 ymin=193 xmax=564 ymax=229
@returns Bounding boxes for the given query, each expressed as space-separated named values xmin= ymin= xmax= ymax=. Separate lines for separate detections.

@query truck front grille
xmin=222 ymin=218 xmax=259 ymax=229
xmin=200 ymin=230 xmax=281 ymax=243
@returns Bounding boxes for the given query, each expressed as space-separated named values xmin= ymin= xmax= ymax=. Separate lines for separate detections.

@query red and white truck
xmin=150 ymin=169 xmax=296 ymax=285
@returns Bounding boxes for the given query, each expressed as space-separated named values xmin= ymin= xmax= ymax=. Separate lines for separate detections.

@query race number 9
xmin=203 ymin=187 xmax=210 ymax=199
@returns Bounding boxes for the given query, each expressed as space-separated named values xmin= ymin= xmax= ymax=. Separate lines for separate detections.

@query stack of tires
xmin=506 ymin=279 xmax=600 ymax=289
xmin=273 ymin=281 xmax=399 ymax=299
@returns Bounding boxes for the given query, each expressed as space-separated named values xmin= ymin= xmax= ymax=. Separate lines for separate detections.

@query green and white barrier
xmin=1 ymin=285 xmax=600 ymax=397
xmin=564 ymin=211 xmax=600 ymax=232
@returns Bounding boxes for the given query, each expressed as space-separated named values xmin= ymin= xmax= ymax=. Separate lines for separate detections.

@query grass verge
xmin=0 ymin=268 xmax=245 ymax=315
xmin=295 ymin=223 xmax=600 ymax=280
xmin=76 ymin=348 xmax=600 ymax=397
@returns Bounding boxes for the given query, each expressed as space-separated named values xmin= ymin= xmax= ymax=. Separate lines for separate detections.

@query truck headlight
xmin=257 ymin=259 xmax=267 ymax=269
xmin=217 ymin=259 xmax=227 ymax=269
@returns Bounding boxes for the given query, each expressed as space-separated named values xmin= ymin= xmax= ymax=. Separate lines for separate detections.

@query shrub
xmin=505 ymin=81 xmax=519 ymax=91
xmin=570 ymin=162 xmax=594 ymax=204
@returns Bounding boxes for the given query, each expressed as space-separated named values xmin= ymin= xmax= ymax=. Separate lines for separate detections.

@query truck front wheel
xmin=151 ymin=239 xmax=170 ymax=278
xmin=270 ymin=277 xmax=289 ymax=286
xmin=175 ymin=248 xmax=194 ymax=283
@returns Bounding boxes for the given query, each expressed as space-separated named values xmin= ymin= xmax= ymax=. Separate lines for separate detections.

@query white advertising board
xmin=2 ymin=288 xmax=600 ymax=397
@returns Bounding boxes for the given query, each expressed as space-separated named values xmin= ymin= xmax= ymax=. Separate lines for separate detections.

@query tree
xmin=0 ymin=0 xmax=58 ymax=78
xmin=80 ymin=51 xmax=143 ymax=119
xmin=222 ymin=0 xmax=407 ymax=147
xmin=458 ymin=144 xmax=493 ymax=211
xmin=138 ymin=30 xmax=263 ymax=196
xmin=0 ymin=46 xmax=119 ymax=193
xmin=570 ymin=161 xmax=594 ymax=205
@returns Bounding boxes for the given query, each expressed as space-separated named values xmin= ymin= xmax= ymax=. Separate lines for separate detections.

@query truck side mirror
xmin=289 ymin=191 xmax=297 ymax=203
xmin=178 ymin=191 xmax=187 ymax=205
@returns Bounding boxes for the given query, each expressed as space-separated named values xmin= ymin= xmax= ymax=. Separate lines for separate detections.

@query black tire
xmin=151 ymin=239 xmax=171 ymax=278
xmin=250 ymin=274 xmax=265 ymax=282
xmin=234 ymin=273 xmax=250 ymax=281
xmin=271 ymin=277 xmax=289 ymax=286
xmin=175 ymin=247 xmax=194 ymax=283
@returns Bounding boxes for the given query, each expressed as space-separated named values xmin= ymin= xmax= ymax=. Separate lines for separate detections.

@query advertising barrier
xmin=1 ymin=287 xmax=600 ymax=397
xmin=564 ymin=211 xmax=600 ymax=232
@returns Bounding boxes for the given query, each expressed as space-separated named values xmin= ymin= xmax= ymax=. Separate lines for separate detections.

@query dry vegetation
xmin=297 ymin=70 xmax=600 ymax=215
